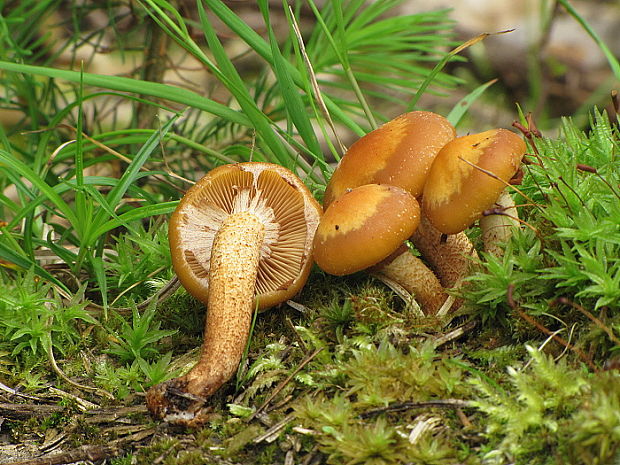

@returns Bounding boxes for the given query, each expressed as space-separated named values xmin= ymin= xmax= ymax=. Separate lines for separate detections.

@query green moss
xmin=293 ymin=340 xmax=473 ymax=463
xmin=133 ymin=438 xmax=180 ymax=465
xmin=464 ymin=111 xmax=619 ymax=348
xmin=470 ymin=345 xmax=620 ymax=464
xmin=221 ymin=423 xmax=264 ymax=456
xmin=253 ymin=442 xmax=282 ymax=465
xmin=566 ymin=372 xmax=620 ymax=464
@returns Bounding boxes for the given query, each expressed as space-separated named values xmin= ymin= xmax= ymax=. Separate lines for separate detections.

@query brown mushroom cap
xmin=169 ymin=162 xmax=322 ymax=309
xmin=313 ymin=184 xmax=420 ymax=275
xmin=422 ymin=128 xmax=526 ymax=234
xmin=323 ymin=111 xmax=456 ymax=207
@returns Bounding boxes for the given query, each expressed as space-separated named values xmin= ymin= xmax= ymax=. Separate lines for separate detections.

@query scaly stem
xmin=411 ymin=215 xmax=478 ymax=289
xmin=185 ymin=211 xmax=265 ymax=395
xmin=376 ymin=249 xmax=448 ymax=316
xmin=146 ymin=211 xmax=265 ymax=426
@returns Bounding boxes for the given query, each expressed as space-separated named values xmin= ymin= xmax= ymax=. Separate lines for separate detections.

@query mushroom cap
xmin=422 ymin=128 xmax=526 ymax=234
xmin=323 ymin=111 xmax=456 ymax=207
xmin=169 ymin=162 xmax=322 ymax=310
xmin=313 ymin=184 xmax=421 ymax=276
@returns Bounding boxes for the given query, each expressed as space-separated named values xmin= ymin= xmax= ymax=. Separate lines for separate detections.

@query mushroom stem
xmin=411 ymin=215 xmax=478 ymax=289
xmin=187 ymin=211 xmax=265 ymax=394
xmin=374 ymin=248 xmax=448 ymax=316
xmin=146 ymin=211 xmax=265 ymax=426
xmin=479 ymin=189 xmax=519 ymax=257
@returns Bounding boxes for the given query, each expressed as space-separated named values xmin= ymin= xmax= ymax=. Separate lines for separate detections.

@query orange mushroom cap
xmin=323 ymin=111 xmax=455 ymax=207
xmin=313 ymin=184 xmax=420 ymax=275
xmin=422 ymin=128 xmax=526 ymax=234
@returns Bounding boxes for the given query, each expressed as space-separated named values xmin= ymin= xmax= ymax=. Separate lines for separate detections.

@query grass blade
xmin=0 ymin=61 xmax=250 ymax=126
xmin=91 ymin=255 xmax=108 ymax=317
xmin=407 ymin=31 xmax=510 ymax=111
xmin=202 ymin=0 xmax=365 ymax=137
xmin=74 ymin=66 xmax=87 ymax=232
xmin=0 ymin=150 xmax=79 ymax=227
xmin=196 ymin=0 xmax=294 ymax=169
xmin=447 ymin=79 xmax=498 ymax=127
xmin=557 ymin=0 xmax=620 ymax=81
xmin=102 ymin=115 xmax=178 ymax=212
xmin=306 ymin=0 xmax=377 ymax=129
xmin=259 ymin=0 xmax=322 ymax=157
xmin=0 ymin=242 xmax=68 ymax=292
xmin=91 ymin=202 xmax=178 ymax=239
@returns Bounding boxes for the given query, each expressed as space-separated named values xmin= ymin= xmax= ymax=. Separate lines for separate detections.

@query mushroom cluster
xmin=146 ymin=162 xmax=322 ymax=427
xmin=314 ymin=111 xmax=526 ymax=316
xmin=148 ymin=112 xmax=526 ymax=425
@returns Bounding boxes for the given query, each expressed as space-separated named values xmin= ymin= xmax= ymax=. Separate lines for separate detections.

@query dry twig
xmin=248 ymin=347 xmax=323 ymax=421
xmin=507 ymin=284 xmax=597 ymax=371
xmin=360 ymin=399 xmax=473 ymax=419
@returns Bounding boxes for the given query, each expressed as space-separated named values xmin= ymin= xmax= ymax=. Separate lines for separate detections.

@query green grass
xmin=465 ymin=111 xmax=620 ymax=324
xmin=0 ymin=0 xmax=619 ymax=464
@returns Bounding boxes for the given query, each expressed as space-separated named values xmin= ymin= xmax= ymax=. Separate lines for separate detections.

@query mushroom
xmin=422 ymin=128 xmax=526 ymax=253
xmin=313 ymin=184 xmax=447 ymax=315
xmin=323 ymin=111 xmax=456 ymax=208
xmin=146 ymin=162 xmax=322 ymax=426
xmin=321 ymin=110 xmax=475 ymax=301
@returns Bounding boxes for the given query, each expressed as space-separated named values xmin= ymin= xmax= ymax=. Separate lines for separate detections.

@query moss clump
xmin=294 ymin=340 xmax=473 ymax=464
xmin=472 ymin=345 xmax=620 ymax=464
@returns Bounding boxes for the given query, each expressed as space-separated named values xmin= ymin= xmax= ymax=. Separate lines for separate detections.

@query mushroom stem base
xmin=146 ymin=212 xmax=265 ymax=426
xmin=375 ymin=249 xmax=447 ymax=316
xmin=480 ymin=189 xmax=519 ymax=257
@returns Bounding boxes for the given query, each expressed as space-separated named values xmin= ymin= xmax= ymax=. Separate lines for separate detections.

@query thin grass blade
xmin=259 ymin=1 xmax=322 ymax=158
xmin=447 ymin=79 xmax=498 ymax=127
xmin=0 ymin=150 xmax=79 ymax=226
xmin=407 ymin=31 xmax=511 ymax=111
xmin=196 ymin=1 xmax=294 ymax=169
xmin=558 ymin=0 xmax=620 ymax=81
xmin=202 ymin=0 xmax=365 ymax=136
xmin=0 ymin=61 xmax=250 ymax=126
xmin=0 ymin=242 xmax=68 ymax=292
xmin=91 ymin=202 xmax=178 ymax=239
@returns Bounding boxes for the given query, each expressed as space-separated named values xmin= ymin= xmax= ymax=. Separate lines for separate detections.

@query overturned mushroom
xmin=313 ymin=184 xmax=447 ymax=315
xmin=146 ymin=162 xmax=322 ymax=426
